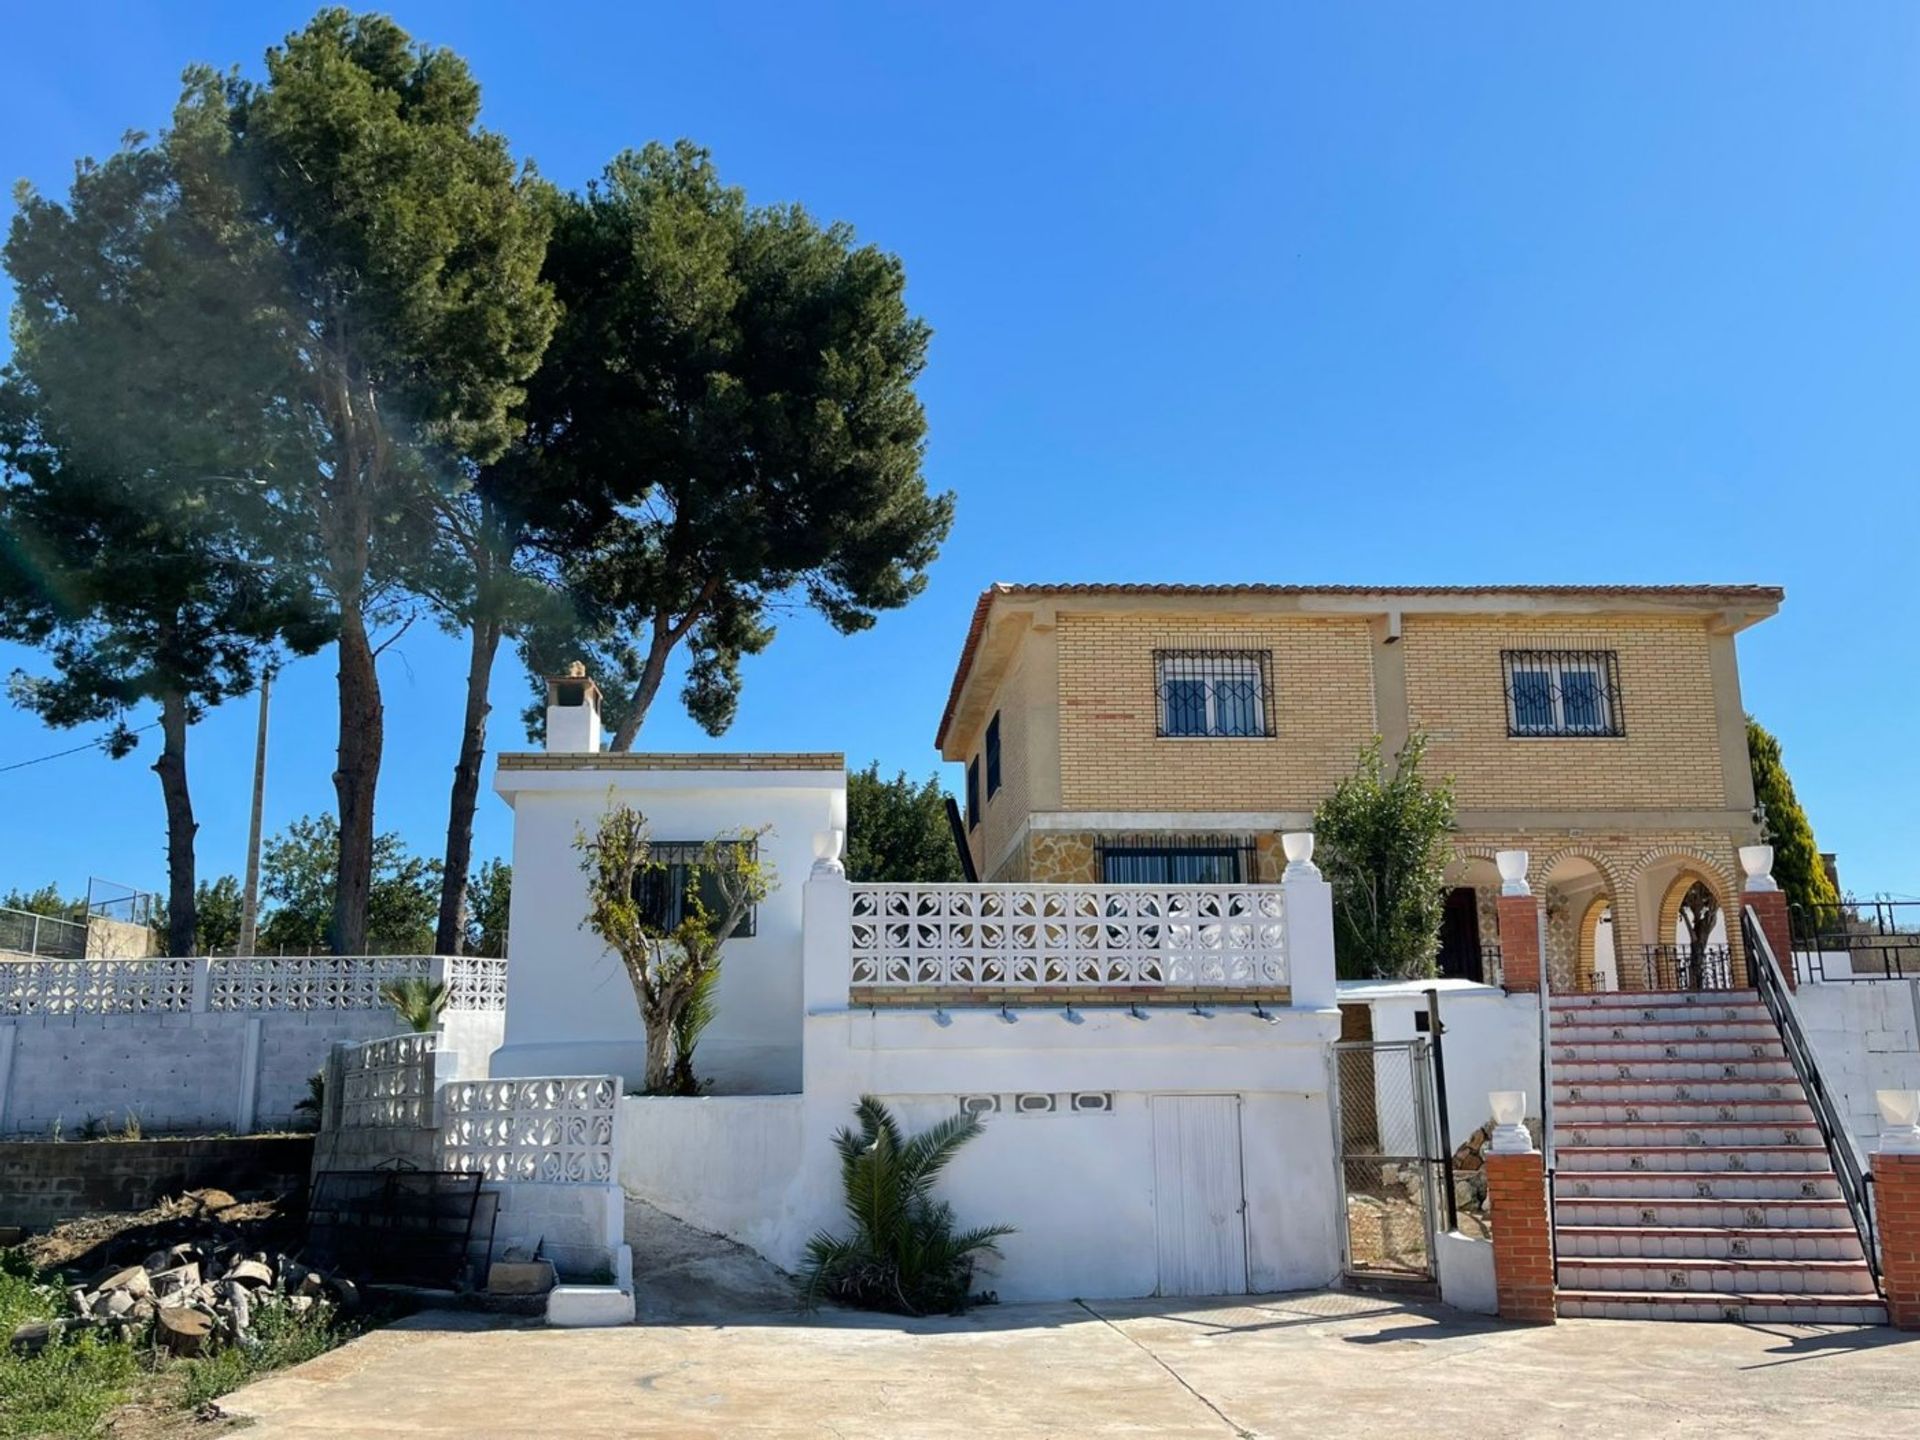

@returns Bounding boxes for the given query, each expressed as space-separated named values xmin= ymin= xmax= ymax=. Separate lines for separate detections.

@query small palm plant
xmin=380 ymin=976 xmax=449 ymax=1033
xmin=799 ymin=1096 xmax=1014 ymax=1316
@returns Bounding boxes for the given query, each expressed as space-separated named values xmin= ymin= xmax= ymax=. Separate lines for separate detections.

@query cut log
xmin=156 ymin=1307 xmax=214 ymax=1357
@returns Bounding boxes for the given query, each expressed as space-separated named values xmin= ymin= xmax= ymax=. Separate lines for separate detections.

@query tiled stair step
xmin=1555 ymin=1081 xmax=1805 ymax=1105
xmin=1559 ymin=1122 xmax=1818 ymax=1148
xmin=1553 ymin=990 xmax=1763 ymax=1008
xmin=1555 ymin=1040 xmax=1786 ymax=1063
xmin=1557 ymin=1145 xmax=1832 ymax=1174
xmin=1554 ymin=1021 xmax=1781 ymax=1045
xmin=1556 ymin=1225 xmax=1865 ymax=1262
xmin=1556 ymin=1100 xmax=1816 ymax=1126
xmin=1556 ymin=1257 xmax=1878 ymax=1297
xmin=1555 ymin=1170 xmax=1841 ymax=1201
xmin=1552 ymin=1003 xmax=1768 ymax=1027
xmin=1556 ymin=1290 xmax=1886 ymax=1325
xmin=1556 ymin=1059 xmax=1797 ymax=1083
xmin=1555 ymin=1196 xmax=1856 ymax=1229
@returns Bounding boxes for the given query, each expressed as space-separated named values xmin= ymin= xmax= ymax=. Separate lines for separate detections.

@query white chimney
xmin=545 ymin=663 xmax=602 ymax=754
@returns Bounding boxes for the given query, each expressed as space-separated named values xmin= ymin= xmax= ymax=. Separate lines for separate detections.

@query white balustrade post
xmin=803 ymin=858 xmax=854 ymax=1015
xmin=1281 ymin=832 xmax=1336 ymax=1010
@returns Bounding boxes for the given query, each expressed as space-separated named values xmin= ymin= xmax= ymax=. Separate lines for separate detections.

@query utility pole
xmin=236 ymin=674 xmax=271 ymax=956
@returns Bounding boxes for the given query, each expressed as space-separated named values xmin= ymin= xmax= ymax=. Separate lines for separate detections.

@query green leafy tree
xmin=1314 ymin=734 xmax=1458 ymax=980
xmin=515 ymin=141 xmax=952 ymax=750
xmin=258 ymin=814 xmax=441 ymax=954
xmin=845 ymin=764 xmax=964 ymax=882
xmin=575 ymin=802 xmax=774 ymax=1094
xmin=464 ymin=858 xmax=511 ymax=958
xmin=0 ymin=886 xmax=84 ymax=923
xmin=150 ymin=874 xmax=245 ymax=955
xmin=1 ymin=120 xmax=328 ymax=957
xmin=1747 ymin=716 xmax=1839 ymax=917
xmin=800 ymin=1096 xmax=1014 ymax=1316
xmin=172 ymin=10 xmax=558 ymax=954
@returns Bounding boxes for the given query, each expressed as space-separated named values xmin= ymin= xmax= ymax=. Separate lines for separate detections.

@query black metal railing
xmin=1639 ymin=943 xmax=1738 ymax=992
xmin=1745 ymin=907 xmax=1881 ymax=1292
xmin=1792 ymin=900 xmax=1920 ymax=982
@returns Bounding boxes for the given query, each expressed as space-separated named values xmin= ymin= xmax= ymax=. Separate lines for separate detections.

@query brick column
xmin=1745 ymin=886 xmax=1794 ymax=992
xmin=1496 ymin=896 xmax=1542 ymax=993
xmin=1876 ymin=1149 xmax=1920 ymax=1329
xmin=1487 ymin=1145 xmax=1556 ymax=1324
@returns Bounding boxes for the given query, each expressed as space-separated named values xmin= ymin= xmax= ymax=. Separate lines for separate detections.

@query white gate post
xmin=1281 ymin=832 xmax=1336 ymax=1010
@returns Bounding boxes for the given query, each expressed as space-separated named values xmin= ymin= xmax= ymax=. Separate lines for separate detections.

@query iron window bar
xmin=1155 ymin=649 xmax=1274 ymax=738
xmin=1500 ymin=649 xmax=1624 ymax=738
xmin=1095 ymin=833 xmax=1256 ymax=885
xmin=632 ymin=840 xmax=760 ymax=938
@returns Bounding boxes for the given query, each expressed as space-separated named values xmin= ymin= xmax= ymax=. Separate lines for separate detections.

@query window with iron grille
xmin=966 ymin=757 xmax=981 ymax=830
xmin=1501 ymin=650 xmax=1623 ymax=737
xmin=631 ymin=841 xmax=758 ymax=938
xmin=1096 ymin=833 xmax=1255 ymax=884
xmin=985 ymin=712 xmax=1002 ymax=798
xmin=1155 ymin=650 xmax=1272 ymax=738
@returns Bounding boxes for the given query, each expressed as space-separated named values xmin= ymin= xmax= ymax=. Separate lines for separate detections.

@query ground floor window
xmin=1096 ymin=834 xmax=1253 ymax=885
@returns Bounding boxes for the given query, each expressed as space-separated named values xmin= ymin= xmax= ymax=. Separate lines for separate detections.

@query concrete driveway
xmin=219 ymin=1289 xmax=1920 ymax=1439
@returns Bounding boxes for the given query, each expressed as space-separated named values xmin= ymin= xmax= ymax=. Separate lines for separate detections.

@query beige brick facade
xmin=938 ymin=584 xmax=1781 ymax=973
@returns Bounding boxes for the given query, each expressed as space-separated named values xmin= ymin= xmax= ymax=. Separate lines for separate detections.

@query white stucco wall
xmin=1789 ymin=979 xmax=1920 ymax=1161
xmin=619 ymin=1094 xmax=806 ymax=1261
xmin=490 ymin=762 xmax=843 ymax=1095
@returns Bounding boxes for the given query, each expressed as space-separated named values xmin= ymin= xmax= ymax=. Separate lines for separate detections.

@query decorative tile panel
xmin=0 ymin=958 xmax=198 ymax=1017
xmin=848 ymin=884 xmax=1286 ymax=993
xmin=334 ymin=1032 xmax=438 ymax=1130
xmin=438 ymin=1076 xmax=619 ymax=1183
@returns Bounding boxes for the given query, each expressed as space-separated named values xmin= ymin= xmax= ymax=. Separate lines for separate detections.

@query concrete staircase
xmin=1549 ymin=988 xmax=1886 ymax=1324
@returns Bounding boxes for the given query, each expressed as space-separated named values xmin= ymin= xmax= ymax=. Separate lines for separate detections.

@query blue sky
xmin=1 ymin=4 xmax=1917 ymax=903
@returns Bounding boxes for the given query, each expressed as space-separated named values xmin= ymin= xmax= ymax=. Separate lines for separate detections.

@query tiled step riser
xmin=1557 ymin=1042 xmax=1785 ymax=1064
xmin=1555 ymin=1023 xmax=1780 ymax=1045
xmin=1557 ymin=1295 xmax=1887 ymax=1325
xmin=1557 ymin=1262 xmax=1877 ymax=1297
xmin=1554 ymin=991 xmax=1762 ymax=1008
xmin=1557 ymin=1102 xmax=1815 ymax=1126
xmin=1557 ymin=1174 xmax=1841 ymax=1201
xmin=1554 ymin=1006 xmax=1768 ymax=1028
xmin=1557 ymin=1200 xmax=1853 ymax=1229
xmin=1558 ymin=1230 xmax=1864 ymax=1262
xmin=1558 ymin=1148 xmax=1830 ymax=1175
xmin=1556 ymin=1082 xmax=1802 ymax=1105
xmin=1557 ymin=1061 xmax=1797 ymax=1083
xmin=1560 ymin=1125 xmax=1816 ymax=1148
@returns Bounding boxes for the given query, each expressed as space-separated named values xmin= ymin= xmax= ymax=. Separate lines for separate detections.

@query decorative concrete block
xmin=546 ymin=1285 xmax=633 ymax=1328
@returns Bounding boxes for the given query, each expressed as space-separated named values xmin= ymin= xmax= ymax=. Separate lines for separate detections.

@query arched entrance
xmin=1438 ymin=853 xmax=1503 ymax=983
xmin=1632 ymin=851 xmax=1738 ymax=990
xmin=1539 ymin=851 xmax=1618 ymax=994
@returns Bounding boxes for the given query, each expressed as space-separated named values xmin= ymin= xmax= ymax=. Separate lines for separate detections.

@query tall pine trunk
xmin=331 ymin=600 xmax=383 ymax=955
xmin=152 ymin=688 xmax=197 ymax=958
xmin=435 ymin=617 xmax=502 ymax=954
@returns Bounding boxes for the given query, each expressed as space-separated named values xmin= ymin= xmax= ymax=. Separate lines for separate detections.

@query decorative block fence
xmin=314 ymin=1032 xmax=623 ymax=1281
xmin=847 ymin=883 xmax=1291 ymax=1006
xmin=0 ymin=956 xmax=506 ymax=1138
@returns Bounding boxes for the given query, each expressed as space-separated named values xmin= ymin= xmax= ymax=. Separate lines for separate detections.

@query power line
xmin=0 ymin=722 xmax=161 ymax=775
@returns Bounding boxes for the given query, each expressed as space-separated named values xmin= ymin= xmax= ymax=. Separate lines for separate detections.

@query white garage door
xmin=1151 ymin=1094 xmax=1248 ymax=1297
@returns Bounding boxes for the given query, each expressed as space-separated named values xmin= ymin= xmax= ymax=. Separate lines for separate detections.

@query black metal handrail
xmin=1744 ymin=906 xmax=1881 ymax=1291
xmin=1792 ymin=899 xmax=1920 ymax=982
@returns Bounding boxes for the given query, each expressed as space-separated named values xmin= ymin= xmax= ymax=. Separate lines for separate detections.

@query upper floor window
xmin=1501 ymin=650 xmax=1623 ymax=737
xmin=985 ymin=713 xmax=1002 ymax=798
xmin=966 ymin=756 xmax=981 ymax=829
xmin=633 ymin=840 xmax=759 ymax=939
xmin=1155 ymin=650 xmax=1272 ymax=738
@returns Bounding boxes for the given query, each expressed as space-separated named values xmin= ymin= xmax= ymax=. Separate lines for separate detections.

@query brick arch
xmin=1536 ymin=846 xmax=1628 ymax=902
xmin=1629 ymin=845 xmax=1744 ymax=987
xmin=1535 ymin=848 xmax=1623 ymax=992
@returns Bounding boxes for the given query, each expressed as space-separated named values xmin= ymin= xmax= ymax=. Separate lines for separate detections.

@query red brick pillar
xmin=1875 ymin=1149 xmax=1920 ymax=1329
xmin=1745 ymin=886 xmax=1795 ymax=992
xmin=1487 ymin=1147 xmax=1557 ymax=1324
xmin=1496 ymin=894 xmax=1543 ymax=994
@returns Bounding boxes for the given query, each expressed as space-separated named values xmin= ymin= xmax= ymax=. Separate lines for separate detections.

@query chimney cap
xmin=546 ymin=667 xmax=602 ymax=709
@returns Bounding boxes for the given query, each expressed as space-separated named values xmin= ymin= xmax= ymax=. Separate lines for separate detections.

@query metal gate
xmin=1332 ymin=1038 xmax=1445 ymax=1285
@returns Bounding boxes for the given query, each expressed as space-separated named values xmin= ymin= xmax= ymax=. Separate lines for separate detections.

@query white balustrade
xmin=0 ymin=954 xmax=508 ymax=1018
xmin=334 ymin=1032 xmax=438 ymax=1130
xmin=438 ymin=1076 xmax=620 ymax=1183
xmin=848 ymin=884 xmax=1288 ymax=991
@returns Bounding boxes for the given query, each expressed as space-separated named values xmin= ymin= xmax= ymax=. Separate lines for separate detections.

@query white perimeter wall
xmin=620 ymin=999 xmax=1346 ymax=1303
xmin=491 ymin=767 xmax=841 ymax=1095
xmin=0 ymin=1010 xmax=502 ymax=1138
xmin=1790 ymin=979 xmax=1920 ymax=1161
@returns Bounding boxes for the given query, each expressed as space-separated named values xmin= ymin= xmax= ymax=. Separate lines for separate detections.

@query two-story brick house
xmin=935 ymin=582 xmax=1782 ymax=992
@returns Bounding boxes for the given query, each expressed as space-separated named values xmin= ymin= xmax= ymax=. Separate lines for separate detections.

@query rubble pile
xmin=9 ymin=1187 xmax=352 ymax=1358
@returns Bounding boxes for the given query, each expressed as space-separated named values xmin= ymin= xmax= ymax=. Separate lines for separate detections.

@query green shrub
xmin=179 ymin=1297 xmax=349 ymax=1409
xmin=800 ymin=1096 xmax=1012 ymax=1316
xmin=0 ymin=1329 xmax=138 ymax=1439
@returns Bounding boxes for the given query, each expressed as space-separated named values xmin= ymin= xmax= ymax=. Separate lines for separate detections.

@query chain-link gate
xmin=1332 ymin=1038 xmax=1444 ymax=1285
